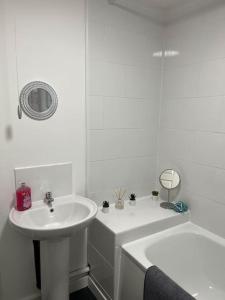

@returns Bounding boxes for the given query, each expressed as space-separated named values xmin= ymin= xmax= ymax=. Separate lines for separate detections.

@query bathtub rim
xmin=121 ymin=221 xmax=225 ymax=271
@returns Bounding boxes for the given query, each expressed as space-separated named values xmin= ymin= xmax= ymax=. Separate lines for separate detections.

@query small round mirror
xmin=159 ymin=169 xmax=180 ymax=190
xmin=19 ymin=81 xmax=58 ymax=120
xmin=159 ymin=169 xmax=181 ymax=209
xmin=28 ymin=88 xmax=53 ymax=112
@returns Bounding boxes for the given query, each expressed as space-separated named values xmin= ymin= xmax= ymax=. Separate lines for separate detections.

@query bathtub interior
xmin=145 ymin=232 xmax=225 ymax=299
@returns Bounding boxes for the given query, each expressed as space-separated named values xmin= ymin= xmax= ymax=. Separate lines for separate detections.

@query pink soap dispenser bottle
xmin=16 ymin=182 xmax=32 ymax=211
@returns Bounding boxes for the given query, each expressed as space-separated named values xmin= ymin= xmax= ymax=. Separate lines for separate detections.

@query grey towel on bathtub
xmin=144 ymin=266 xmax=195 ymax=300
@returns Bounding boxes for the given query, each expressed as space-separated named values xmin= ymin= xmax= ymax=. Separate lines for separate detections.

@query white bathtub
xmin=120 ymin=222 xmax=225 ymax=300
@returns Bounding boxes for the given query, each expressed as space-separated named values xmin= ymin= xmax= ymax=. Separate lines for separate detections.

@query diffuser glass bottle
xmin=115 ymin=188 xmax=126 ymax=209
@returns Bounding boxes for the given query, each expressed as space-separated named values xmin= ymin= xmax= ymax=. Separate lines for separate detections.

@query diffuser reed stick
xmin=114 ymin=188 xmax=126 ymax=209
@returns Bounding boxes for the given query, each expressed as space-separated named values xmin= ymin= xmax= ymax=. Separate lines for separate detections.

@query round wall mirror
xmin=159 ymin=169 xmax=180 ymax=190
xmin=19 ymin=81 xmax=58 ymax=120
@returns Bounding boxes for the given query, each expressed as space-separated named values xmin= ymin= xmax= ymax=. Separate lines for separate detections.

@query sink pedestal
xmin=40 ymin=237 xmax=70 ymax=300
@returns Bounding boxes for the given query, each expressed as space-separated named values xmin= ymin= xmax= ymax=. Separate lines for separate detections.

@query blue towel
xmin=144 ymin=266 xmax=195 ymax=300
xmin=173 ymin=201 xmax=188 ymax=213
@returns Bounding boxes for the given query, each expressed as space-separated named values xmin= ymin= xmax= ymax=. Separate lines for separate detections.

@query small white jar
xmin=129 ymin=193 xmax=136 ymax=206
xmin=102 ymin=206 xmax=109 ymax=213
xmin=129 ymin=199 xmax=136 ymax=206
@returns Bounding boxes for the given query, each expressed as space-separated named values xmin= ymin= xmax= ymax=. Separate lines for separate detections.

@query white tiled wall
xmin=159 ymin=3 xmax=225 ymax=238
xmin=87 ymin=0 xmax=225 ymax=238
xmin=87 ymin=0 xmax=163 ymax=205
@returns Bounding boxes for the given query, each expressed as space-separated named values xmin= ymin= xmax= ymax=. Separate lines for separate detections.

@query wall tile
xmin=159 ymin=129 xmax=195 ymax=161
xmin=188 ymin=194 xmax=225 ymax=239
xmin=164 ymin=64 xmax=200 ymax=99
xmin=14 ymin=162 xmax=72 ymax=202
xmin=87 ymin=96 xmax=104 ymax=129
xmin=88 ymin=129 xmax=157 ymax=162
xmin=160 ymin=97 xmax=225 ymax=132
xmin=198 ymin=59 xmax=225 ymax=97
xmin=103 ymin=98 xmax=148 ymax=129
xmin=88 ymin=21 xmax=107 ymax=61
xmin=193 ymin=132 xmax=225 ymax=169
xmin=160 ymin=3 xmax=225 ymax=238
xmin=88 ymin=157 xmax=156 ymax=204
xmin=103 ymin=26 xmax=151 ymax=66
xmin=87 ymin=0 xmax=162 ymax=203
xmin=88 ymin=184 xmax=155 ymax=206
xmin=164 ymin=5 xmax=225 ymax=67
xmin=88 ymin=61 xmax=125 ymax=97
xmin=124 ymin=65 xmax=161 ymax=99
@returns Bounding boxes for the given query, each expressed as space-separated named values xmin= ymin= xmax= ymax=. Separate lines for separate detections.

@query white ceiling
xmin=110 ymin=0 xmax=225 ymax=24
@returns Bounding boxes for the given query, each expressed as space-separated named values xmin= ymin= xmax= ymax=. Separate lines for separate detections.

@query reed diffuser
xmin=114 ymin=188 xmax=126 ymax=209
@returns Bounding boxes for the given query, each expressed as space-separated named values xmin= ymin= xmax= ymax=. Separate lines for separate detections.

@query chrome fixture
xmin=44 ymin=192 xmax=54 ymax=208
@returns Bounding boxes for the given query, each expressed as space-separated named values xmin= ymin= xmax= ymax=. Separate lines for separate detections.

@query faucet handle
xmin=45 ymin=192 xmax=53 ymax=200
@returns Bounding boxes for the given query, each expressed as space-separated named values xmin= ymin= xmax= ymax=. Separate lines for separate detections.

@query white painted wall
xmin=87 ymin=0 xmax=163 ymax=205
xmin=159 ymin=2 xmax=225 ymax=238
xmin=0 ymin=0 xmax=86 ymax=299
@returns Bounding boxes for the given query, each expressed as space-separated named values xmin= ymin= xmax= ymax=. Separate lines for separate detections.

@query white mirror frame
xmin=159 ymin=169 xmax=181 ymax=190
xmin=19 ymin=81 xmax=58 ymax=120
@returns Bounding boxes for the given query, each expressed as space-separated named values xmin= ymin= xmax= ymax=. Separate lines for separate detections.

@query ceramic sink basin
xmin=9 ymin=195 xmax=98 ymax=240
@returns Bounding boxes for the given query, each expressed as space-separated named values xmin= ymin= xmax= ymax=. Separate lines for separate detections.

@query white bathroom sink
xmin=9 ymin=195 xmax=98 ymax=240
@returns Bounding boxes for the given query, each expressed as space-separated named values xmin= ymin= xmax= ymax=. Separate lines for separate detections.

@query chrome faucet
xmin=44 ymin=192 xmax=54 ymax=208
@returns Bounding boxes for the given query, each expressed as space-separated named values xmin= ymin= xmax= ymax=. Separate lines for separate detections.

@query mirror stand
xmin=160 ymin=190 xmax=174 ymax=209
